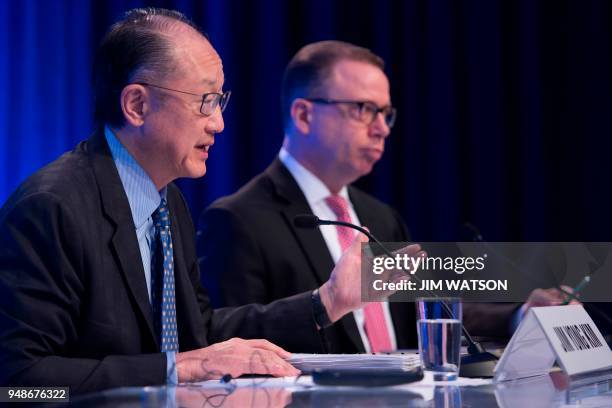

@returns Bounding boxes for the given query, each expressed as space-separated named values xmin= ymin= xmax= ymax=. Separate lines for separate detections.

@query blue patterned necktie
xmin=151 ymin=198 xmax=179 ymax=352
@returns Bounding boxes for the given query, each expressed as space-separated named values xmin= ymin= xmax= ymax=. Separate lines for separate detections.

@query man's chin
xmin=356 ymin=162 xmax=375 ymax=177
xmin=183 ymin=164 xmax=207 ymax=179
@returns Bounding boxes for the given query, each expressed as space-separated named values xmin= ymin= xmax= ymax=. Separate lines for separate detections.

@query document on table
xmin=288 ymin=353 xmax=422 ymax=373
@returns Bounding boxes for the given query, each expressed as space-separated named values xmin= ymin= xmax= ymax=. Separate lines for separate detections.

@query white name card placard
xmin=494 ymin=305 xmax=612 ymax=382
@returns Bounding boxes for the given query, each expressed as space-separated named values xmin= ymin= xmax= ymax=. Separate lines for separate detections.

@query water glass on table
xmin=416 ymin=297 xmax=462 ymax=381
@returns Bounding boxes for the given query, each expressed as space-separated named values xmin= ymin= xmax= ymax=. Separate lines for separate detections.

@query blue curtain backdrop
xmin=1 ymin=0 xmax=612 ymax=242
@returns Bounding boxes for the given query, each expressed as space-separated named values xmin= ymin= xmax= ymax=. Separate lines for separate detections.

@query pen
xmin=562 ymin=275 xmax=590 ymax=305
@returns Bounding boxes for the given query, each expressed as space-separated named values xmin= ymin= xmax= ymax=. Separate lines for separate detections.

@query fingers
xmin=245 ymin=348 xmax=300 ymax=377
xmin=350 ymin=229 xmax=369 ymax=246
xmin=241 ymin=338 xmax=292 ymax=359
xmin=546 ymin=288 xmax=565 ymax=304
xmin=550 ymin=286 xmax=576 ymax=304
xmin=176 ymin=339 xmax=300 ymax=383
xmin=528 ymin=288 xmax=561 ymax=306
xmin=225 ymin=338 xmax=298 ymax=376
xmin=403 ymin=243 xmax=422 ymax=255
xmin=392 ymin=243 xmax=422 ymax=256
xmin=386 ymin=247 xmax=426 ymax=277
xmin=526 ymin=286 xmax=581 ymax=309
xmin=559 ymin=285 xmax=582 ymax=305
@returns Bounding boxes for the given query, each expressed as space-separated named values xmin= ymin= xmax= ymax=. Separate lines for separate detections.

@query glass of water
xmin=416 ymin=297 xmax=462 ymax=381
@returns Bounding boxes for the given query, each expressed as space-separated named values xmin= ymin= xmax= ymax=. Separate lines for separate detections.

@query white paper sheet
xmin=288 ymin=352 xmax=421 ymax=372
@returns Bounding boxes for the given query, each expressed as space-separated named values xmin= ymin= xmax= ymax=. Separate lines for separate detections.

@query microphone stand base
xmin=460 ymin=352 xmax=499 ymax=378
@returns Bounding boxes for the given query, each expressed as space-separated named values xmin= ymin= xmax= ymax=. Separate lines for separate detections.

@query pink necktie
xmin=325 ymin=195 xmax=392 ymax=353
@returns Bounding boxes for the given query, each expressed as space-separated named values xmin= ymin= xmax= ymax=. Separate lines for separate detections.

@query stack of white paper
xmin=288 ymin=353 xmax=421 ymax=373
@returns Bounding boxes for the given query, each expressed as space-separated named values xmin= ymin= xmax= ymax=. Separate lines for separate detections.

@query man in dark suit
xmin=199 ymin=157 xmax=416 ymax=352
xmin=198 ymin=41 xmax=564 ymax=353
xmin=0 ymin=10 xmax=419 ymax=393
xmin=199 ymin=41 xmax=425 ymax=353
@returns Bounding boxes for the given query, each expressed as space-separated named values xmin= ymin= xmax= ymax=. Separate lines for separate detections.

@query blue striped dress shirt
xmin=104 ymin=126 xmax=178 ymax=385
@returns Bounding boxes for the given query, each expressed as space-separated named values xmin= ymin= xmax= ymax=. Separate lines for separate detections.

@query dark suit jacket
xmin=198 ymin=159 xmax=419 ymax=353
xmin=0 ymin=131 xmax=321 ymax=393
xmin=198 ymin=159 xmax=519 ymax=352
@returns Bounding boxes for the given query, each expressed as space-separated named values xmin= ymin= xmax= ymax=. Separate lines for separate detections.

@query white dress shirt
xmin=279 ymin=148 xmax=397 ymax=352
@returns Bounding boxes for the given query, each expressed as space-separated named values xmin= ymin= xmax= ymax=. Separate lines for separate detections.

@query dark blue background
xmin=1 ymin=0 xmax=611 ymax=241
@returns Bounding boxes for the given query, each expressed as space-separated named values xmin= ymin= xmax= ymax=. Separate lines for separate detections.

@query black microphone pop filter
xmin=294 ymin=214 xmax=321 ymax=229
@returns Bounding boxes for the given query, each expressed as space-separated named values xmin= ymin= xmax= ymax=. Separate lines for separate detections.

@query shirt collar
xmin=278 ymin=147 xmax=349 ymax=207
xmin=104 ymin=125 xmax=166 ymax=228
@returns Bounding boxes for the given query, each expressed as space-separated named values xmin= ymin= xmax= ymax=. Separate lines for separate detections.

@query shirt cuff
xmin=166 ymin=351 xmax=178 ymax=385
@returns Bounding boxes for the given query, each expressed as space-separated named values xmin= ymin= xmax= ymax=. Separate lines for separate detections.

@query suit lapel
xmin=266 ymin=159 xmax=335 ymax=286
xmin=349 ymin=187 xmax=378 ymax=236
xmin=266 ymin=159 xmax=365 ymax=352
xmin=88 ymin=130 xmax=158 ymax=349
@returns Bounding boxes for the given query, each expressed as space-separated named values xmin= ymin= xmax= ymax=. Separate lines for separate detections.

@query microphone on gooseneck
xmin=294 ymin=214 xmax=499 ymax=378
xmin=294 ymin=214 xmax=389 ymax=254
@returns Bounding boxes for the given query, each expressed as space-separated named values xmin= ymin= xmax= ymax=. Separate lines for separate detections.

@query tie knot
xmin=325 ymin=194 xmax=351 ymax=223
xmin=152 ymin=199 xmax=171 ymax=229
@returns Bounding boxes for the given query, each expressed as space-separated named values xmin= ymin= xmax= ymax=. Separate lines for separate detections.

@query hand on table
xmin=176 ymin=338 xmax=300 ymax=383
xmin=525 ymin=285 xmax=580 ymax=308
xmin=520 ymin=285 xmax=581 ymax=318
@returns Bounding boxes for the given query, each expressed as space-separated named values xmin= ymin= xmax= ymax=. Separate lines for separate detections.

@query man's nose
xmin=206 ymin=108 xmax=225 ymax=134
xmin=370 ymin=111 xmax=390 ymax=138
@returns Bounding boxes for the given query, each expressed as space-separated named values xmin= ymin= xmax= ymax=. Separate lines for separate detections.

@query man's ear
xmin=120 ymin=84 xmax=149 ymax=127
xmin=290 ymin=98 xmax=313 ymax=134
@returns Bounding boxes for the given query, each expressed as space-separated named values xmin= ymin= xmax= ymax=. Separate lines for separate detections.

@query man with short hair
xmin=199 ymin=41 xmax=424 ymax=353
xmin=0 ymin=10 xmax=417 ymax=393
xmin=198 ymin=41 xmax=558 ymax=353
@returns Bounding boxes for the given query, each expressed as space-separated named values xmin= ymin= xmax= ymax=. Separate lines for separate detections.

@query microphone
xmin=294 ymin=215 xmax=390 ymax=256
xmin=294 ymin=214 xmax=499 ymax=377
xmin=293 ymin=214 xmax=320 ymax=228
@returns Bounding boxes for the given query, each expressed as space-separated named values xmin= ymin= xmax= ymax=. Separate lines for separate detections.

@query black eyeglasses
xmin=133 ymin=82 xmax=231 ymax=116
xmin=305 ymin=98 xmax=397 ymax=128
